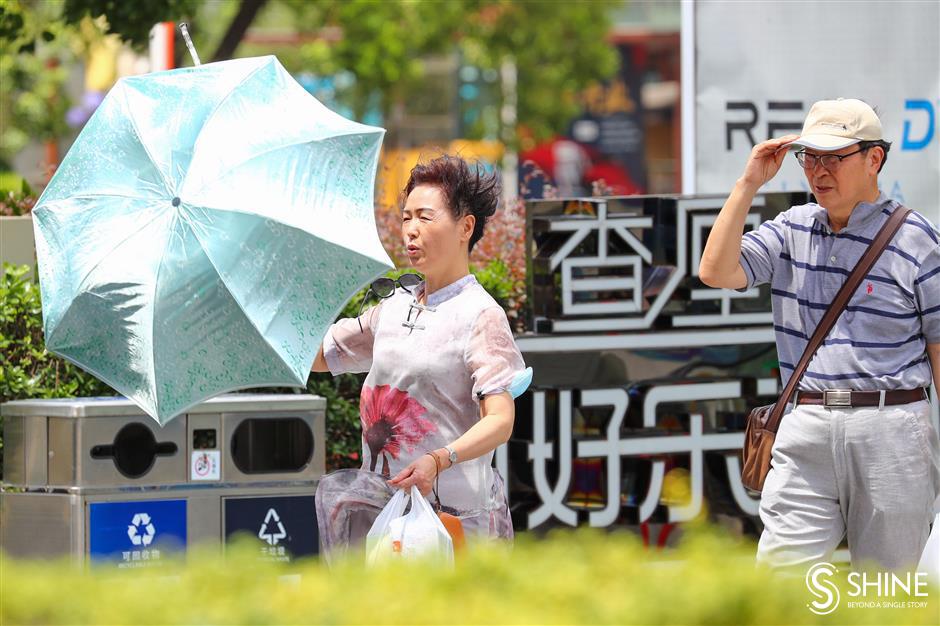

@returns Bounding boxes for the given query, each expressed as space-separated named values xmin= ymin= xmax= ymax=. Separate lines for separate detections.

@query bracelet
xmin=424 ymin=450 xmax=442 ymax=477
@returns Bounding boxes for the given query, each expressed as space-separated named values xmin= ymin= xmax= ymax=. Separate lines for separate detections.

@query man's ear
xmin=869 ymin=146 xmax=885 ymax=174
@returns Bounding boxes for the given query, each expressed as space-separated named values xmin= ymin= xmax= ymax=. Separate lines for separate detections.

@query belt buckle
xmin=823 ymin=389 xmax=852 ymax=407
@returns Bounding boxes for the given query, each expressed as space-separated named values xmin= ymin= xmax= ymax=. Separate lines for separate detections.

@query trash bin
xmin=0 ymin=394 xmax=325 ymax=568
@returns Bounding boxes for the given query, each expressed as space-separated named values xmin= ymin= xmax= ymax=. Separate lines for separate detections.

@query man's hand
xmin=740 ymin=134 xmax=800 ymax=190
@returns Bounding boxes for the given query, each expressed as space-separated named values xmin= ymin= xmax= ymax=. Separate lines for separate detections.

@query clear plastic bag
xmin=365 ymin=486 xmax=454 ymax=566
xmin=315 ymin=469 xmax=395 ymax=567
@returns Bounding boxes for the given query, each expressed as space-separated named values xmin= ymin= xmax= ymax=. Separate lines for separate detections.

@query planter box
xmin=0 ymin=214 xmax=36 ymax=275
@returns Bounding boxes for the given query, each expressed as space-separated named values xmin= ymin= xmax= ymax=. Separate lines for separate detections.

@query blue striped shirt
xmin=740 ymin=193 xmax=940 ymax=391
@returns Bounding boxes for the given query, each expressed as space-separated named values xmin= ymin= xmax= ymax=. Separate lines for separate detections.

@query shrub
xmin=0 ymin=263 xmax=113 ymax=402
xmin=1 ymin=526 xmax=935 ymax=624
xmin=0 ymin=263 xmax=114 ymax=476
xmin=0 ymin=176 xmax=35 ymax=216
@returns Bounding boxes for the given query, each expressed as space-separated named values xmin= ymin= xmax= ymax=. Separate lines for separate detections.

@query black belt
xmin=795 ymin=388 xmax=928 ymax=408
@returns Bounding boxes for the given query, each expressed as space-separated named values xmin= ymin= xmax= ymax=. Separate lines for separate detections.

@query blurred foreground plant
xmin=2 ymin=527 xmax=935 ymax=625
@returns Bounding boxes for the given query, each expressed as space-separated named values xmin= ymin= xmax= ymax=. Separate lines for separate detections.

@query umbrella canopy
xmin=32 ymin=56 xmax=393 ymax=424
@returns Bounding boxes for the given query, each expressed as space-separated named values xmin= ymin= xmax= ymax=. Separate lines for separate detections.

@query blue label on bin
xmin=224 ymin=495 xmax=317 ymax=561
xmin=89 ymin=499 xmax=187 ymax=567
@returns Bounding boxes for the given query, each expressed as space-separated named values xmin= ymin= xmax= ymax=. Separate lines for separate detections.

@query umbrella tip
xmin=178 ymin=22 xmax=202 ymax=66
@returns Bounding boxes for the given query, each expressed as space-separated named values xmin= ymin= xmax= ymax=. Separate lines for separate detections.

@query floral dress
xmin=322 ymin=274 xmax=525 ymax=539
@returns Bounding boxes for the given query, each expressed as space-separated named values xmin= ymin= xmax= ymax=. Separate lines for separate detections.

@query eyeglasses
xmin=794 ymin=147 xmax=867 ymax=171
xmin=357 ymin=273 xmax=422 ymax=332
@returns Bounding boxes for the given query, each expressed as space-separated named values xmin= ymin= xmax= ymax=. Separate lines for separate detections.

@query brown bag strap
xmin=765 ymin=204 xmax=912 ymax=433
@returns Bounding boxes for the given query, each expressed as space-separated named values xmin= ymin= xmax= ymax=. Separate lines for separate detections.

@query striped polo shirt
xmin=739 ymin=193 xmax=940 ymax=392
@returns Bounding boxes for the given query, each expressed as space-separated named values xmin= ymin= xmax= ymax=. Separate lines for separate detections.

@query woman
xmin=312 ymin=155 xmax=525 ymax=539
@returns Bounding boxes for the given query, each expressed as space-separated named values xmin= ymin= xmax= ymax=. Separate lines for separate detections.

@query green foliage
xmin=0 ymin=0 xmax=199 ymax=161
xmin=2 ymin=527 xmax=936 ymax=624
xmin=0 ymin=0 xmax=25 ymax=42
xmin=307 ymin=372 xmax=364 ymax=470
xmin=0 ymin=263 xmax=114 ymax=404
xmin=461 ymin=1 xmax=621 ymax=141
xmin=0 ymin=174 xmax=35 ymax=215
xmin=288 ymin=0 xmax=618 ymax=140
xmin=472 ymin=257 xmax=521 ymax=314
xmin=289 ymin=0 xmax=464 ymax=120
xmin=0 ymin=263 xmax=114 ymax=477
xmin=1 ymin=0 xmax=617 ymax=164
xmin=60 ymin=0 xmax=199 ymax=49
xmin=0 ymin=2 xmax=74 ymax=163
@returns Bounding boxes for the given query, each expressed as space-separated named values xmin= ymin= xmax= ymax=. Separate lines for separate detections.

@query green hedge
xmin=2 ymin=527 xmax=935 ymax=624
xmin=0 ymin=263 xmax=114 ymax=476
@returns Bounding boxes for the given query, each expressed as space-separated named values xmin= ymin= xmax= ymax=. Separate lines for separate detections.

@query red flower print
xmin=867 ymin=282 xmax=873 ymax=294
xmin=360 ymin=384 xmax=436 ymax=476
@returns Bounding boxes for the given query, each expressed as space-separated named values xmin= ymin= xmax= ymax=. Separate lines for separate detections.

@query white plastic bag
xmin=365 ymin=486 xmax=454 ymax=566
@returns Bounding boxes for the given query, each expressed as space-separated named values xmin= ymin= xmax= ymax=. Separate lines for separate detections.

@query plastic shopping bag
xmin=365 ymin=486 xmax=454 ymax=566
xmin=315 ymin=469 xmax=396 ymax=567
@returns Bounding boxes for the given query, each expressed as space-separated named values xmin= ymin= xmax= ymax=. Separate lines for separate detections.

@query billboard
xmin=687 ymin=1 xmax=939 ymax=222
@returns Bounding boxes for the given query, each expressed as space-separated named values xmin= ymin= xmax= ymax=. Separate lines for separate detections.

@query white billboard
xmin=687 ymin=0 xmax=939 ymax=222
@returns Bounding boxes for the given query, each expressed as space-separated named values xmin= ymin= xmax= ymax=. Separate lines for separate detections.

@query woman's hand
xmin=388 ymin=452 xmax=439 ymax=496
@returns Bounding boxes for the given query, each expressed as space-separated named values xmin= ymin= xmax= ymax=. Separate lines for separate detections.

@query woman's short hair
xmin=401 ymin=154 xmax=500 ymax=251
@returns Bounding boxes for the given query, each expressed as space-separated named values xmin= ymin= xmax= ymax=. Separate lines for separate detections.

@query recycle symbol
xmin=127 ymin=512 xmax=156 ymax=547
xmin=258 ymin=508 xmax=287 ymax=546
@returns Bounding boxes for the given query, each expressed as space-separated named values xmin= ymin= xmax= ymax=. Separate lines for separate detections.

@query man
xmin=700 ymin=98 xmax=940 ymax=570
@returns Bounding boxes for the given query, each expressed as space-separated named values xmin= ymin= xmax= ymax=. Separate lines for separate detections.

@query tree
xmin=209 ymin=0 xmax=267 ymax=62
xmin=0 ymin=0 xmax=74 ymax=170
xmin=60 ymin=0 xmax=199 ymax=48
xmin=287 ymin=0 xmax=620 ymax=142
xmin=1 ymin=0 xmax=619 ymax=166
xmin=461 ymin=1 xmax=621 ymax=141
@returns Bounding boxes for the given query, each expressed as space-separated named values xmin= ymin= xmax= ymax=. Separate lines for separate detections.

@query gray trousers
xmin=757 ymin=399 xmax=940 ymax=571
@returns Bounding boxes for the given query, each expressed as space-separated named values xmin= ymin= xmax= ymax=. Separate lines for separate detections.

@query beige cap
xmin=790 ymin=98 xmax=883 ymax=151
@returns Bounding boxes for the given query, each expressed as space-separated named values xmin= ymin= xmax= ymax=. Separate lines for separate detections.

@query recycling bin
xmin=0 ymin=394 xmax=325 ymax=567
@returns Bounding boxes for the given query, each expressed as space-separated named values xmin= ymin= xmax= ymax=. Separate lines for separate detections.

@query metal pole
xmin=178 ymin=22 xmax=202 ymax=66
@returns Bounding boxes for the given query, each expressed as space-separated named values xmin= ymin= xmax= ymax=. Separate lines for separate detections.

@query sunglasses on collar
xmin=357 ymin=272 xmax=423 ymax=332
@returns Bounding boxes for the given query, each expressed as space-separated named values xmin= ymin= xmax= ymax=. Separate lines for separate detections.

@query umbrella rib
xmin=53 ymin=192 xmax=163 ymax=204
xmin=121 ymin=86 xmax=175 ymax=195
xmin=59 ymin=203 xmax=171 ymax=310
xmin=186 ymin=130 xmax=380 ymax=200
xmin=185 ymin=203 xmax=392 ymax=270
xmin=186 ymin=60 xmax=270 ymax=186
xmin=148 ymin=206 xmax=184 ymax=417
xmin=185 ymin=221 xmax=303 ymax=383
xmin=46 ymin=202 xmax=172 ymax=417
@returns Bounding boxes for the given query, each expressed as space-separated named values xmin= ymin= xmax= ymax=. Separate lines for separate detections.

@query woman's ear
xmin=461 ymin=214 xmax=476 ymax=243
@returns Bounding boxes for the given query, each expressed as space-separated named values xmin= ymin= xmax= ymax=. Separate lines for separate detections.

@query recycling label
xmin=89 ymin=499 xmax=187 ymax=567
xmin=224 ymin=495 xmax=317 ymax=561
xmin=128 ymin=512 xmax=156 ymax=546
